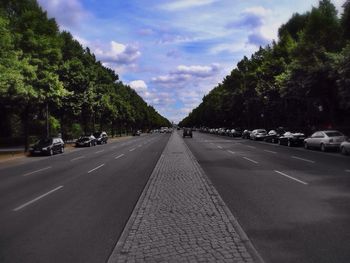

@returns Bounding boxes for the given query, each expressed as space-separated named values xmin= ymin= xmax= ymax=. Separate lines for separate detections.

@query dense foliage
xmin=180 ymin=0 xmax=350 ymax=134
xmin=0 ymin=0 xmax=170 ymax=148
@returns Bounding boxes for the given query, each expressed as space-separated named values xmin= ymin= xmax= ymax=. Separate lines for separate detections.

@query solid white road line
xmin=95 ymin=150 xmax=104 ymax=154
xmin=264 ymin=150 xmax=277 ymax=154
xmin=243 ymin=157 xmax=259 ymax=164
xmin=87 ymin=164 xmax=105 ymax=174
xmin=274 ymin=170 xmax=308 ymax=185
xmin=13 ymin=186 xmax=64 ymax=211
xmin=22 ymin=166 xmax=52 ymax=177
xmin=217 ymin=145 xmax=223 ymax=149
xmin=129 ymin=148 xmax=136 ymax=152
xmin=291 ymin=156 xmax=315 ymax=163
xmin=71 ymin=156 xmax=85 ymax=162
xmin=246 ymin=145 xmax=256 ymax=149
xmin=227 ymin=150 xmax=235 ymax=154
xmin=115 ymin=154 xmax=125 ymax=159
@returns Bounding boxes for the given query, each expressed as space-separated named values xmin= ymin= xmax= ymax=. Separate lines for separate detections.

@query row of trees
xmin=0 ymin=0 xmax=170 ymax=148
xmin=180 ymin=0 xmax=350 ymax=135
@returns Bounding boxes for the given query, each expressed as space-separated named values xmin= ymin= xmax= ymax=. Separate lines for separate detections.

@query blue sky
xmin=38 ymin=0 xmax=345 ymax=123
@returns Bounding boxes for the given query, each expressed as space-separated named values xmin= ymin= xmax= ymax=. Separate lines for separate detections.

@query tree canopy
xmin=0 ymin=0 xmax=170 ymax=147
xmin=179 ymin=0 xmax=350 ymax=135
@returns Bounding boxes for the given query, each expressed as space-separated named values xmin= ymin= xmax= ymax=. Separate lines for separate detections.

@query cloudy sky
xmin=38 ymin=0 xmax=345 ymax=123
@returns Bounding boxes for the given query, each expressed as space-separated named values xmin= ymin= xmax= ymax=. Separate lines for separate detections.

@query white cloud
xmin=152 ymin=63 xmax=220 ymax=85
xmin=160 ymin=0 xmax=217 ymax=11
xmin=95 ymin=41 xmax=141 ymax=65
xmin=37 ymin=0 xmax=90 ymax=28
xmin=129 ymin=80 xmax=148 ymax=93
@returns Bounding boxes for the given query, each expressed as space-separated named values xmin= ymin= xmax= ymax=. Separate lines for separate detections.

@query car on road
xmin=30 ymin=137 xmax=64 ymax=156
xmin=93 ymin=131 xmax=108 ymax=144
xmin=278 ymin=131 xmax=306 ymax=147
xmin=183 ymin=128 xmax=193 ymax=138
xmin=340 ymin=140 xmax=350 ymax=155
xmin=250 ymin=129 xmax=267 ymax=140
xmin=75 ymin=135 xmax=97 ymax=147
xmin=304 ymin=130 xmax=346 ymax=152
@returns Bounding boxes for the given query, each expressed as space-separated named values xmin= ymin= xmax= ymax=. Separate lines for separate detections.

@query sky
xmin=37 ymin=0 xmax=345 ymax=123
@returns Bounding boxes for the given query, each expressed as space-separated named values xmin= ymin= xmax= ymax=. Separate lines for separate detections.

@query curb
xmin=182 ymin=134 xmax=265 ymax=263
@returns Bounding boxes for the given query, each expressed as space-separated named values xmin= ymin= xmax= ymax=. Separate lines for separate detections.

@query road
xmin=0 ymin=133 xmax=170 ymax=263
xmin=184 ymin=131 xmax=350 ymax=263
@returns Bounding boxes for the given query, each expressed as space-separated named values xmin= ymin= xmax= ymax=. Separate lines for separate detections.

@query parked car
xmin=30 ymin=137 xmax=64 ymax=156
xmin=278 ymin=132 xmax=306 ymax=147
xmin=183 ymin=128 xmax=193 ymax=138
xmin=230 ymin=128 xmax=242 ymax=137
xmin=93 ymin=131 xmax=108 ymax=144
xmin=304 ymin=130 xmax=346 ymax=152
xmin=242 ymin=130 xmax=251 ymax=139
xmin=340 ymin=139 xmax=350 ymax=155
xmin=250 ymin=129 xmax=267 ymax=140
xmin=75 ymin=135 xmax=97 ymax=147
xmin=133 ymin=130 xmax=141 ymax=136
xmin=264 ymin=130 xmax=278 ymax=143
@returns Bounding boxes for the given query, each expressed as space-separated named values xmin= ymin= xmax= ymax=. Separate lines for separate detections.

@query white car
xmin=304 ymin=130 xmax=346 ymax=152
xmin=340 ymin=140 xmax=350 ymax=155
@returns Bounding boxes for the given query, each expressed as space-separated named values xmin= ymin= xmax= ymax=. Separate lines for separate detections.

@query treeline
xmin=0 ymin=0 xmax=170 ymax=148
xmin=180 ymin=0 xmax=350 ymax=134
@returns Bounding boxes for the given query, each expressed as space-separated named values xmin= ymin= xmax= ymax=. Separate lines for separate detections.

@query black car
xmin=93 ymin=131 xmax=108 ymax=144
xmin=278 ymin=132 xmax=306 ymax=147
xmin=183 ymin=128 xmax=192 ymax=138
xmin=75 ymin=135 xmax=97 ymax=147
xmin=30 ymin=137 xmax=64 ymax=156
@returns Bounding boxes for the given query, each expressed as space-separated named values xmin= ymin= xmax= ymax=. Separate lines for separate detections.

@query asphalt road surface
xmin=184 ymin=131 xmax=350 ymax=263
xmin=0 ymin=133 xmax=170 ymax=263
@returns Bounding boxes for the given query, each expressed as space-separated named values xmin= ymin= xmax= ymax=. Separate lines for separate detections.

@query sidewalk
xmin=108 ymin=132 xmax=263 ymax=263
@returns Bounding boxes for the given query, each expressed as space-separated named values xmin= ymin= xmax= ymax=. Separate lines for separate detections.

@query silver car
xmin=304 ymin=130 xmax=346 ymax=152
xmin=340 ymin=140 xmax=350 ymax=155
xmin=250 ymin=129 xmax=267 ymax=140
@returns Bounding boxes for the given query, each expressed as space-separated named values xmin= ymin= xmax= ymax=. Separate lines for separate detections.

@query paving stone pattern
xmin=109 ymin=132 xmax=257 ymax=263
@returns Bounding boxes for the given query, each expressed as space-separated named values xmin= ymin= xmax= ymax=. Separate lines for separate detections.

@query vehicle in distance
xmin=304 ymin=130 xmax=346 ymax=152
xmin=93 ymin=131 xmax=108 ymax=144
xmin=340 ymin=139 xmax=350 ymax=155
xmin=75 ymin=135 xmax=97 ymax=147
xmin=278 ymin=132 xmax=306 ymax=147
xmin=229 ymin=128 xmax=242 ymax=137
xmin=133 ymin=130 xmax=141 ymax=136
xmin=183 ymin=128 xmax=193 ymax=138
xmin=250 ymin=129 xmax=267 ymax=140
xmin=29 ymin=137 xmax=64 ymax=156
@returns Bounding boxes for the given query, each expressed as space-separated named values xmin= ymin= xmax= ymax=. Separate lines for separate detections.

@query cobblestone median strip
xmin=108 ymin=132 xmax=263 ymax=263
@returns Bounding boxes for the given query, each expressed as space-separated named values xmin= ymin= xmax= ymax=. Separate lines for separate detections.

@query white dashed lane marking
xmin=264 ymin=150 xmax=277 ymax=154
xmin=13 ymin=186 xmax=64 ymax=211
xmin=115 ymin=154 xmax=125 ymax=159
xmin=274 ymin=170 xmax=308 ymax=185
xmin=22 ymin=166 xmax=52 ymax=177
xmin=87 ymin=164 xmax=105 ymax=174
xmin=242 ymin=157 xmax=258 ymax=164
xmin=291 ymin=156 xmax=315 ymax=163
